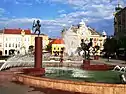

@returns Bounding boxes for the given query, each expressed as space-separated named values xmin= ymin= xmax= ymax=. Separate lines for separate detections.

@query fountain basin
xmin=44 ymin=67 xmax=121 ymax=84
xmin=13 ymin=72 xmax=126 ymax=94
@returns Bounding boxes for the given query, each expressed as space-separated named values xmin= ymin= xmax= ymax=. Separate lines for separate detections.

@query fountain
xmin=62 ymin=20 xmax=90 ymax=56
xmin=1 ymin=20 xmax=126 ymax=94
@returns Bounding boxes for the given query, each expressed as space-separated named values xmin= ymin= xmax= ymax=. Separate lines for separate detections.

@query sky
xmin=0 ymin=0 xmax=126 ymax=38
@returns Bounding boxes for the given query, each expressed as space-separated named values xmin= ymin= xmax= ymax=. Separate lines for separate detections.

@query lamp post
xmin=60 ymin=47 xmax=64 ymax=64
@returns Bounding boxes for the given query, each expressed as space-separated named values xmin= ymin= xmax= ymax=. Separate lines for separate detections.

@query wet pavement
xmin=0 ymin=81 xmax=89 ymax=94
xmin=0 ymin=71 xmax=89 ymax=94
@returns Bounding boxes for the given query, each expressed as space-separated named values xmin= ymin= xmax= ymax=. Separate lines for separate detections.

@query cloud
xmin=0 ymin=17 xmax=65 ymax=36
xmin=0 ymin=8 xmax=6 ymax=16
xmin=58 ymin=9 xmax=65 ymax=13
xmin=1 ymin=0 xmax=122 ymax=37
xmin=3 ymin=0 xmax=33 ymax=6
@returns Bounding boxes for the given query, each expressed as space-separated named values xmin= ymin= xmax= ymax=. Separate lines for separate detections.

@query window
xmin=9 ymin=43 xmax=11 ymax=47
xmin=5 ymin=43 xmax=7 ymax=47
xmin=6 ymin=38 xmax=8 ymax=41
xmin=15 ymin=44 xmax=17 ymax=48
xmin=13 ymin=43 xmax=14 ymax=47
xmin=0 ymin=43 xmax=2 ymax=47
xmin=5 ymin=50 xmax=7 ymax=55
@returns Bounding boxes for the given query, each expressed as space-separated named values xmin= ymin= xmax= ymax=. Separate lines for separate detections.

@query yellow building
xmin=49 ymin=39 xmax=65 ymax=56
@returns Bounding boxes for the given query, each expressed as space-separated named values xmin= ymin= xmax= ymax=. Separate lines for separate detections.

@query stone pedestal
xmin=22 ymin=37 xmax=45 ymax=76
xmin=34 ymin=37 xmax=42 ymax=68
xmin=83 ymin=60 xmax=90 ymax=66
xmin=94 ymin=55 xmax=99 ymax=60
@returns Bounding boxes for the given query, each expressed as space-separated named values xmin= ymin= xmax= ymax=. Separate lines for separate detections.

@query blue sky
xmin=0 ymin=0 xmax=126 ymax=38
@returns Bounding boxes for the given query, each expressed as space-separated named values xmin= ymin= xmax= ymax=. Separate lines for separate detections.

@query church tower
xmin=115 ymin=0 xmax=123 ymax=12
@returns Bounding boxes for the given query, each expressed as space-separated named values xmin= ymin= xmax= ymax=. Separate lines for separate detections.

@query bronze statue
xmin=80 ymin=38 xmax=93 ymax=60
xmin=80 ymin=39 xmax=88 ymax=59
xmin=32 ymin=20 xmax=41 ymax=36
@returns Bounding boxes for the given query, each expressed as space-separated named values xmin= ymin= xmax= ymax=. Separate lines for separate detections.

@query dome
xmin=115 ymin=4 xmax=123 ymax=11
xmin=79 ymin=19 xmax=86 ymax=26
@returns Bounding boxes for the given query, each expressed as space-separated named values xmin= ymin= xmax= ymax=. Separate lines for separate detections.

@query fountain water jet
xmin=113 ymin=65 xmax=126 ymax=72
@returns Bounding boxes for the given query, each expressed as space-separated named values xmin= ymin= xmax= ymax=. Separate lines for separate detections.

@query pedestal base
xmin=22 ymin=68 xmax=45 ymax=76
xmin=83 ymin=60 xmax=90 ymax=65
xmin=94 ymin=55 xmax=99 ymax=60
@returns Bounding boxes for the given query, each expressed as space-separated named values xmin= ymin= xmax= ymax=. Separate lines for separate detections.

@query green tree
xmin=103 ymin=37 xmax=118 ymax=53
xmin=46 ymin=45 xmax=52 ymax=52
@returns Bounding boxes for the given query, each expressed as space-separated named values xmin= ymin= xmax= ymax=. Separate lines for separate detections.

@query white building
xmin=0 ymin=30 xmax=4 ymax=56
xmin=1 ymin=29 xmax=31 ymax=56
xmin=0 ymin=28 xmax=49 ymax=56
xmin=62 ymin=20 xmax=107 ymax=56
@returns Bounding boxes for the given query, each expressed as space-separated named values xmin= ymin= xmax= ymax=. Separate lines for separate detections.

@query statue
xmin=80 ymin=39 xmax=88 ymax=59
xmin=32 ymin=20 xmax=41 ymax=36
xmin=80 ymin=38 xmax=93 ymax=60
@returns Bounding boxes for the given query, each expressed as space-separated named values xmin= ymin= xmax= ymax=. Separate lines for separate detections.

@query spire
xmin=102 ymin=30 xmax=107 ymax=36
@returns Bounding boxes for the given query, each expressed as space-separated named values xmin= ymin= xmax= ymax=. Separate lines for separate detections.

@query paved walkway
xmin=0 ymin=71 xmax=88 ymax=94
xmin=92 ymin=58 xmax=126 ymax=67
xmin=0 ymin=58 xmax=126 ymax=94
xmin=0 ymin=81 xmax=88 ymax=94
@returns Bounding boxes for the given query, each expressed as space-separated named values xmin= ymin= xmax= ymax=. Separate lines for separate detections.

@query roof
xmin=31 ymin=33 xmax=47 ymax=36
xmin=4 ymin=29 xmax=31 ymax=34
xmin=49 ymin=39 xmax=64 ymax=45
xmin=88 ymin=27 xmax=101 ymax=36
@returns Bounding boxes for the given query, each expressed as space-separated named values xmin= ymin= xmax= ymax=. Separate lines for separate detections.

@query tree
xmin=45 ymin=45 xmax=52 ymax=52
xmin=103 ymin=37 xmax=118 ymax=53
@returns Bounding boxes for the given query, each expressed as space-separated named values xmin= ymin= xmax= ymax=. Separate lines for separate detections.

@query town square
xmin=0 ymin=0 xmax=126 ymax=94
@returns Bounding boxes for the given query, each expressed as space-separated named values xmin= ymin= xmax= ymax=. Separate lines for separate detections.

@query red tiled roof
xmin=49 ymin=39 xmax=64 ymax=45
xmin=31 ymin=33 xmax=47 ymax=36
xmin=4 ymin=29 xmax=31 ymax=34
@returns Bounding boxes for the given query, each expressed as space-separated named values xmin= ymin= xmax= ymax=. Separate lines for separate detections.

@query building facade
xmin=31 ymin=34 xmax=49 ymax=50
xmin=0 ymin=28 xmax=49 ymax=56
xmin=49 ymin=39 xmax=65 ymax=56
xmin=0 ymin=31 xmax=4 ymax=56
xmin=62 ymin=20 xmax=107 ymax=56
xmin=114 ymin=6 xmax=126 ymax=38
